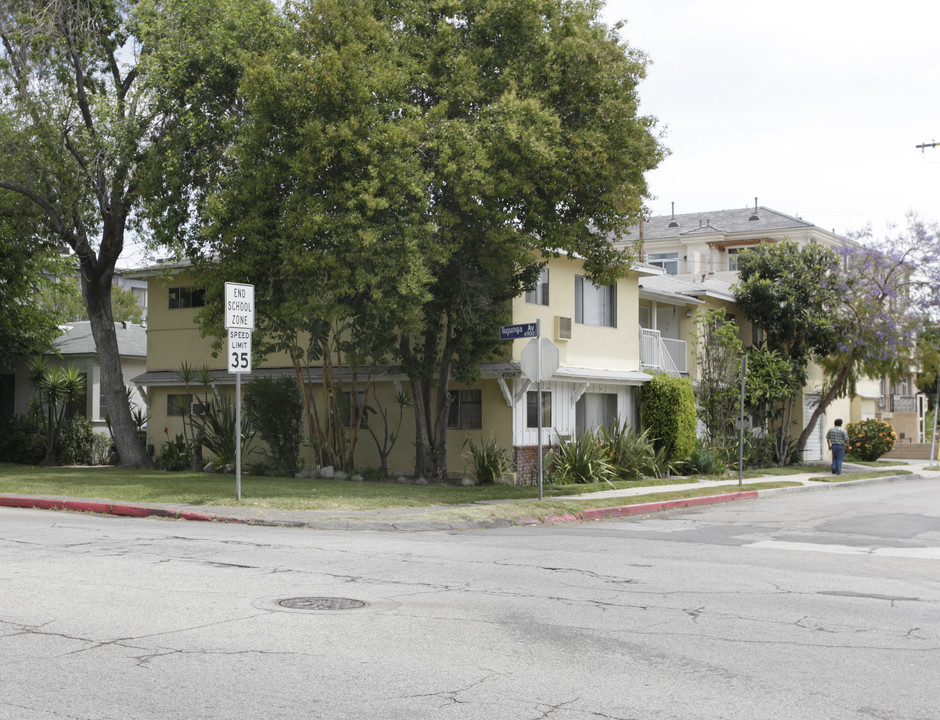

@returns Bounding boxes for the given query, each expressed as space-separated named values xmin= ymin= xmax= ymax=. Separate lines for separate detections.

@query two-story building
xmin=131 ymin=253 xmax=661 ymax=479
xmin=620 ymin=202 xmax=925 ymax=459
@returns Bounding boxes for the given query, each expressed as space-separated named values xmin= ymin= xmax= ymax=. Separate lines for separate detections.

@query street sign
xmin=227 ymin=328 xmax=252 ymax=374
xmin=499 ymin=322 xmax=538 ymax=340
xmin=520 ymin=337 xmax=559 ymax=382
xmin=224 ymin=282 xmax=255 ymax=330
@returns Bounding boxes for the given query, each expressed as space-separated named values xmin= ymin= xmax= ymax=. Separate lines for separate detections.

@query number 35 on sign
xmin=227 ymin=328 xmax=252 ymax=374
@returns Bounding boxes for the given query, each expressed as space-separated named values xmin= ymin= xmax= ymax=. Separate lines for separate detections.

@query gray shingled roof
xmin=50 ymin=321 xmax=147 ymax=358
xmin=620 ymin=206 xmax=815 ymax=242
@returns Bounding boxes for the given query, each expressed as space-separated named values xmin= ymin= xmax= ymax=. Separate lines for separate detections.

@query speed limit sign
xmin=227 ymin=328 xmax=252 ymax=374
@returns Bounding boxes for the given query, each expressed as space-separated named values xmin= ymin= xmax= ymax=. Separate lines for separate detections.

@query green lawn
xmin=0 ymin=463 xmax=703 ymax=512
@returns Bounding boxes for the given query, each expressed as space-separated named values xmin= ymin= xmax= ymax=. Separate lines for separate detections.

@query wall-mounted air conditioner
xmin=555 ymin=315 xmax=572 ymax=341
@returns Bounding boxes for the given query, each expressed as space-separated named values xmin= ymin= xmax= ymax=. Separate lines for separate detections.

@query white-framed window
xmin=639 ymin=306 xmax=651 ymax=329
xmin=575 ymin=276 xmax=616 ymax=328
xmin=526 ymin=390 xmax=551 ymax=428
xmin=576 ymin=393 xmax=618 ymax=436
xmin=647 ymin=251 xmax=679 ymax=275
xmin=448 ymin=389 xmax=482 ymax=429
xmin=525 ymin=268 xmax=549 ymax=306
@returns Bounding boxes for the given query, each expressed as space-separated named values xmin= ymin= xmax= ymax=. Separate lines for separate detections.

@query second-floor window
xmin=169 ymin=287 xmax=206 ymax=309
xmin=727 ymin=248 xmax=747 ymax=271
xmin=575 ymin=276 xmax=616 ymax=328
xmin=525 ymin=268 xmax=549 ymax=306
xmin=647 ymin=251 xmax=679 ymax=275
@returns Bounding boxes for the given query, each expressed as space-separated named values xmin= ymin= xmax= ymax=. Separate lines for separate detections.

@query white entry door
xmin=802 ymin=393 xmax=824 ymax=462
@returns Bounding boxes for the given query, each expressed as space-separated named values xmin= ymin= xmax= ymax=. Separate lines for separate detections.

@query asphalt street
xmin=1 ymin=475 xmax=938 ymax=720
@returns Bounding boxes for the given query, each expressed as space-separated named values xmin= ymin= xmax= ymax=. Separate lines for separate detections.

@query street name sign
xmin=499 ymin=322 xmax=538 ymax=340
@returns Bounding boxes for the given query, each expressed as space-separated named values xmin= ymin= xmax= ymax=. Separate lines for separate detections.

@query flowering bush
xmin=846 ymin=419 xmax=897 ymax=461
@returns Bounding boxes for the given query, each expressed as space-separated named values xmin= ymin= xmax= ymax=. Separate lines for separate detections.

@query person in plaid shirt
xmin=826 ymin=418 xmax=850 ymax=475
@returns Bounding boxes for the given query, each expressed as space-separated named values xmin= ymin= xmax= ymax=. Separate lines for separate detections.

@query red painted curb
xmin=581 ymin=491 xmax=759 ymax=522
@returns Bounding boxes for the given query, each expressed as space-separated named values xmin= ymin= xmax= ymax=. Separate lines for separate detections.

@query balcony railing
xmin=639 ymin=328 xmax=687 ymax=376
xmin=891 ymin=395 xmax=918 ymax=413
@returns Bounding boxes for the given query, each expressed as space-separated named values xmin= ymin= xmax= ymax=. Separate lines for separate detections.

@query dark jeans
xmin=831 ymin=444 xmax=846 ymax=475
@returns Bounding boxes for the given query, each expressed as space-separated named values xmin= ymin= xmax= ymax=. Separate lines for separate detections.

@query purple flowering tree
xmin=736 ymin=215 xmax=940 ymax=457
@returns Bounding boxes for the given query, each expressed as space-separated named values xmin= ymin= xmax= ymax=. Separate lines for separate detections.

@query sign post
xmin=225 ymin=283 xmax=254 ymax=501
xmin=515 ymin=325 xmax=560 ymax=501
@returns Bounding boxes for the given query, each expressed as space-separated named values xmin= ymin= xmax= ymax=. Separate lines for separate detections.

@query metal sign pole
xmin=738 ymin=353 xmax=747 ymax=485
xmin=536 ymin=319 xmax=543 ymax=501
xmin=236 ymin=372 xmax=242 ymax=501
xmin=930 ymin=377 xmax=939 ymax=466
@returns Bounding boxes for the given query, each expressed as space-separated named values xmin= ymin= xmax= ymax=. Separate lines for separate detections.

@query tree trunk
xmin=82 ymin=261 xmax=151 ymax=468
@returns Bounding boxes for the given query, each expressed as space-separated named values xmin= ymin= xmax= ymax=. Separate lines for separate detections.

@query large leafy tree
xmin=187 ymin=0 xmax=664 ymax=480
xmin=0 ymin=0 xmax=276 ymax=466
xmin=0 ymin=194 xmax=64 ymax=367
xmin=396 ymin=0 xmax=663 ymax=480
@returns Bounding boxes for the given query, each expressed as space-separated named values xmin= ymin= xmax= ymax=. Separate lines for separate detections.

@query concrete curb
xmin=0 ymin=470 xmax=926 ymax=530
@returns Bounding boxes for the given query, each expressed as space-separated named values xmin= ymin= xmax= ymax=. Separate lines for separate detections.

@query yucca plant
xmin=462 ymin=435 xmax=513 ymax=484
xmin=546 ymin=431 xmax=619 ymax=486
xmin=600 ymin=421 xmax=659 ymax=481
xmin=194 ymin=397 xmax=256 ymax=469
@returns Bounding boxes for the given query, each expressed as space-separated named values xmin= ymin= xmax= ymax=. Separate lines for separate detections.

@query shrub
xmin=546 ymin=431 xmax=618 ymax=485
xmin=599 ymin=421 xmax=658 ymax=481
xmin=462 ymin=435 xmax=513 ymax=484
xmin=676 ymin=442 xmax=727 ymax=476
xmin=244 ymin=377 xmax=303 ymax=477
xmin=56 ymin=415 xmax=95 ymax=465
xmin=0 ymin=412 xmax=45 ymax=464
xmin=157 ymin=432 xmax=191 ymax=471
xmin=640 ymin=373 xmax=697 ymax=464
xmin=846 ymin=418 xmax=896 ymax=461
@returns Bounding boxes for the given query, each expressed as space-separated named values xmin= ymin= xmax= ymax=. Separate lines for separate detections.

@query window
xmin=169 ymin=287 xmax=206 ymax=309
xmin=576 ymin=393 xmax=617 ymax=436
xmin=448 ymin=389 xmax=482 ymax=429
xmin=526 ymin=390 xmax=551 ymax=428
xmin=647 ymin=251 xmax=679 ymax=275
xmin=751 ymin=324 xmax=764 ymax=348
xmin=167 ymin=393 xmax=195 ymax=416
xmin=525 ymin=268 xmax=550 ymax=306
xmin=575 ymin=276 xmax=616 ymax=327
xmin=639 ymin=306 xmax=651 ymax=329
xmin=727 ymin=248 xmax=747 ymax=271
xmin=339 ymin=391 xmax=369 ymax=429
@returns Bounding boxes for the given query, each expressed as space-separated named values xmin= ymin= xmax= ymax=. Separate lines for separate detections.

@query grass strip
xmin=0 ymin=463 xmax=695 ymax=512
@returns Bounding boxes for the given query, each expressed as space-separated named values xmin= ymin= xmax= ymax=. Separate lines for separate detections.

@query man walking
xmin=827 ymin=418 xmax=849 ymax=475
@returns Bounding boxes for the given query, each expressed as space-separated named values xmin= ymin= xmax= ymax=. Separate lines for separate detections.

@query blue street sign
xmin=499 ymin=322 xmax=539 ymax=340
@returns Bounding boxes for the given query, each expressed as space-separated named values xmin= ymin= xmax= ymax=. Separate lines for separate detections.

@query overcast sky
xmin=600 ymin=0 xmax=940 ymax=238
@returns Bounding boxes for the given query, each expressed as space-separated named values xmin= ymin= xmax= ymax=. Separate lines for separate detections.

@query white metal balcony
xmin=639 ymin=328 xmax=687 ymax=376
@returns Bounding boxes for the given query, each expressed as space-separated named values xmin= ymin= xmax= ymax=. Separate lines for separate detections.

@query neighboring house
xmin=0 ymin=321 xmax=148 ymax=436
xmin=617 ymin=203 xmax=924 ymax=459
xmin=130 ymin=254 xmax=659 ymax=479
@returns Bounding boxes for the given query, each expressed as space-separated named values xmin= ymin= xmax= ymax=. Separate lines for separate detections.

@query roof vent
xmin=668 ymin=202 xmax=679 ymax=228
xmin=748 ymin=197 xmax=760 ymax=221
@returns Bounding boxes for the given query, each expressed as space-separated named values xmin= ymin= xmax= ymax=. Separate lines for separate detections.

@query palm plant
xmin=27 ymin=357 xmax=86 ymax=466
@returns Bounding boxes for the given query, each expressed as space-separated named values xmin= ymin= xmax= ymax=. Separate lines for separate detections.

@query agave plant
xmin=545 ymin=431 xmax=619 ymax=486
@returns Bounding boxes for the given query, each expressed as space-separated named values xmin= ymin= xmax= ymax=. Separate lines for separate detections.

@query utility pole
xmin=916 ymin=140 xmax=938 ymax=151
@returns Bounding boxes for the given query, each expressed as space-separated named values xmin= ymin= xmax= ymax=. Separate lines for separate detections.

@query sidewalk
xmin=1 ymin=458 xmax=934 ymax=532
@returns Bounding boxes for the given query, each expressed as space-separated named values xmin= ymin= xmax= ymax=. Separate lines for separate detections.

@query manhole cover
xmin=277 ymin=597 xmax=367 ymax=611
